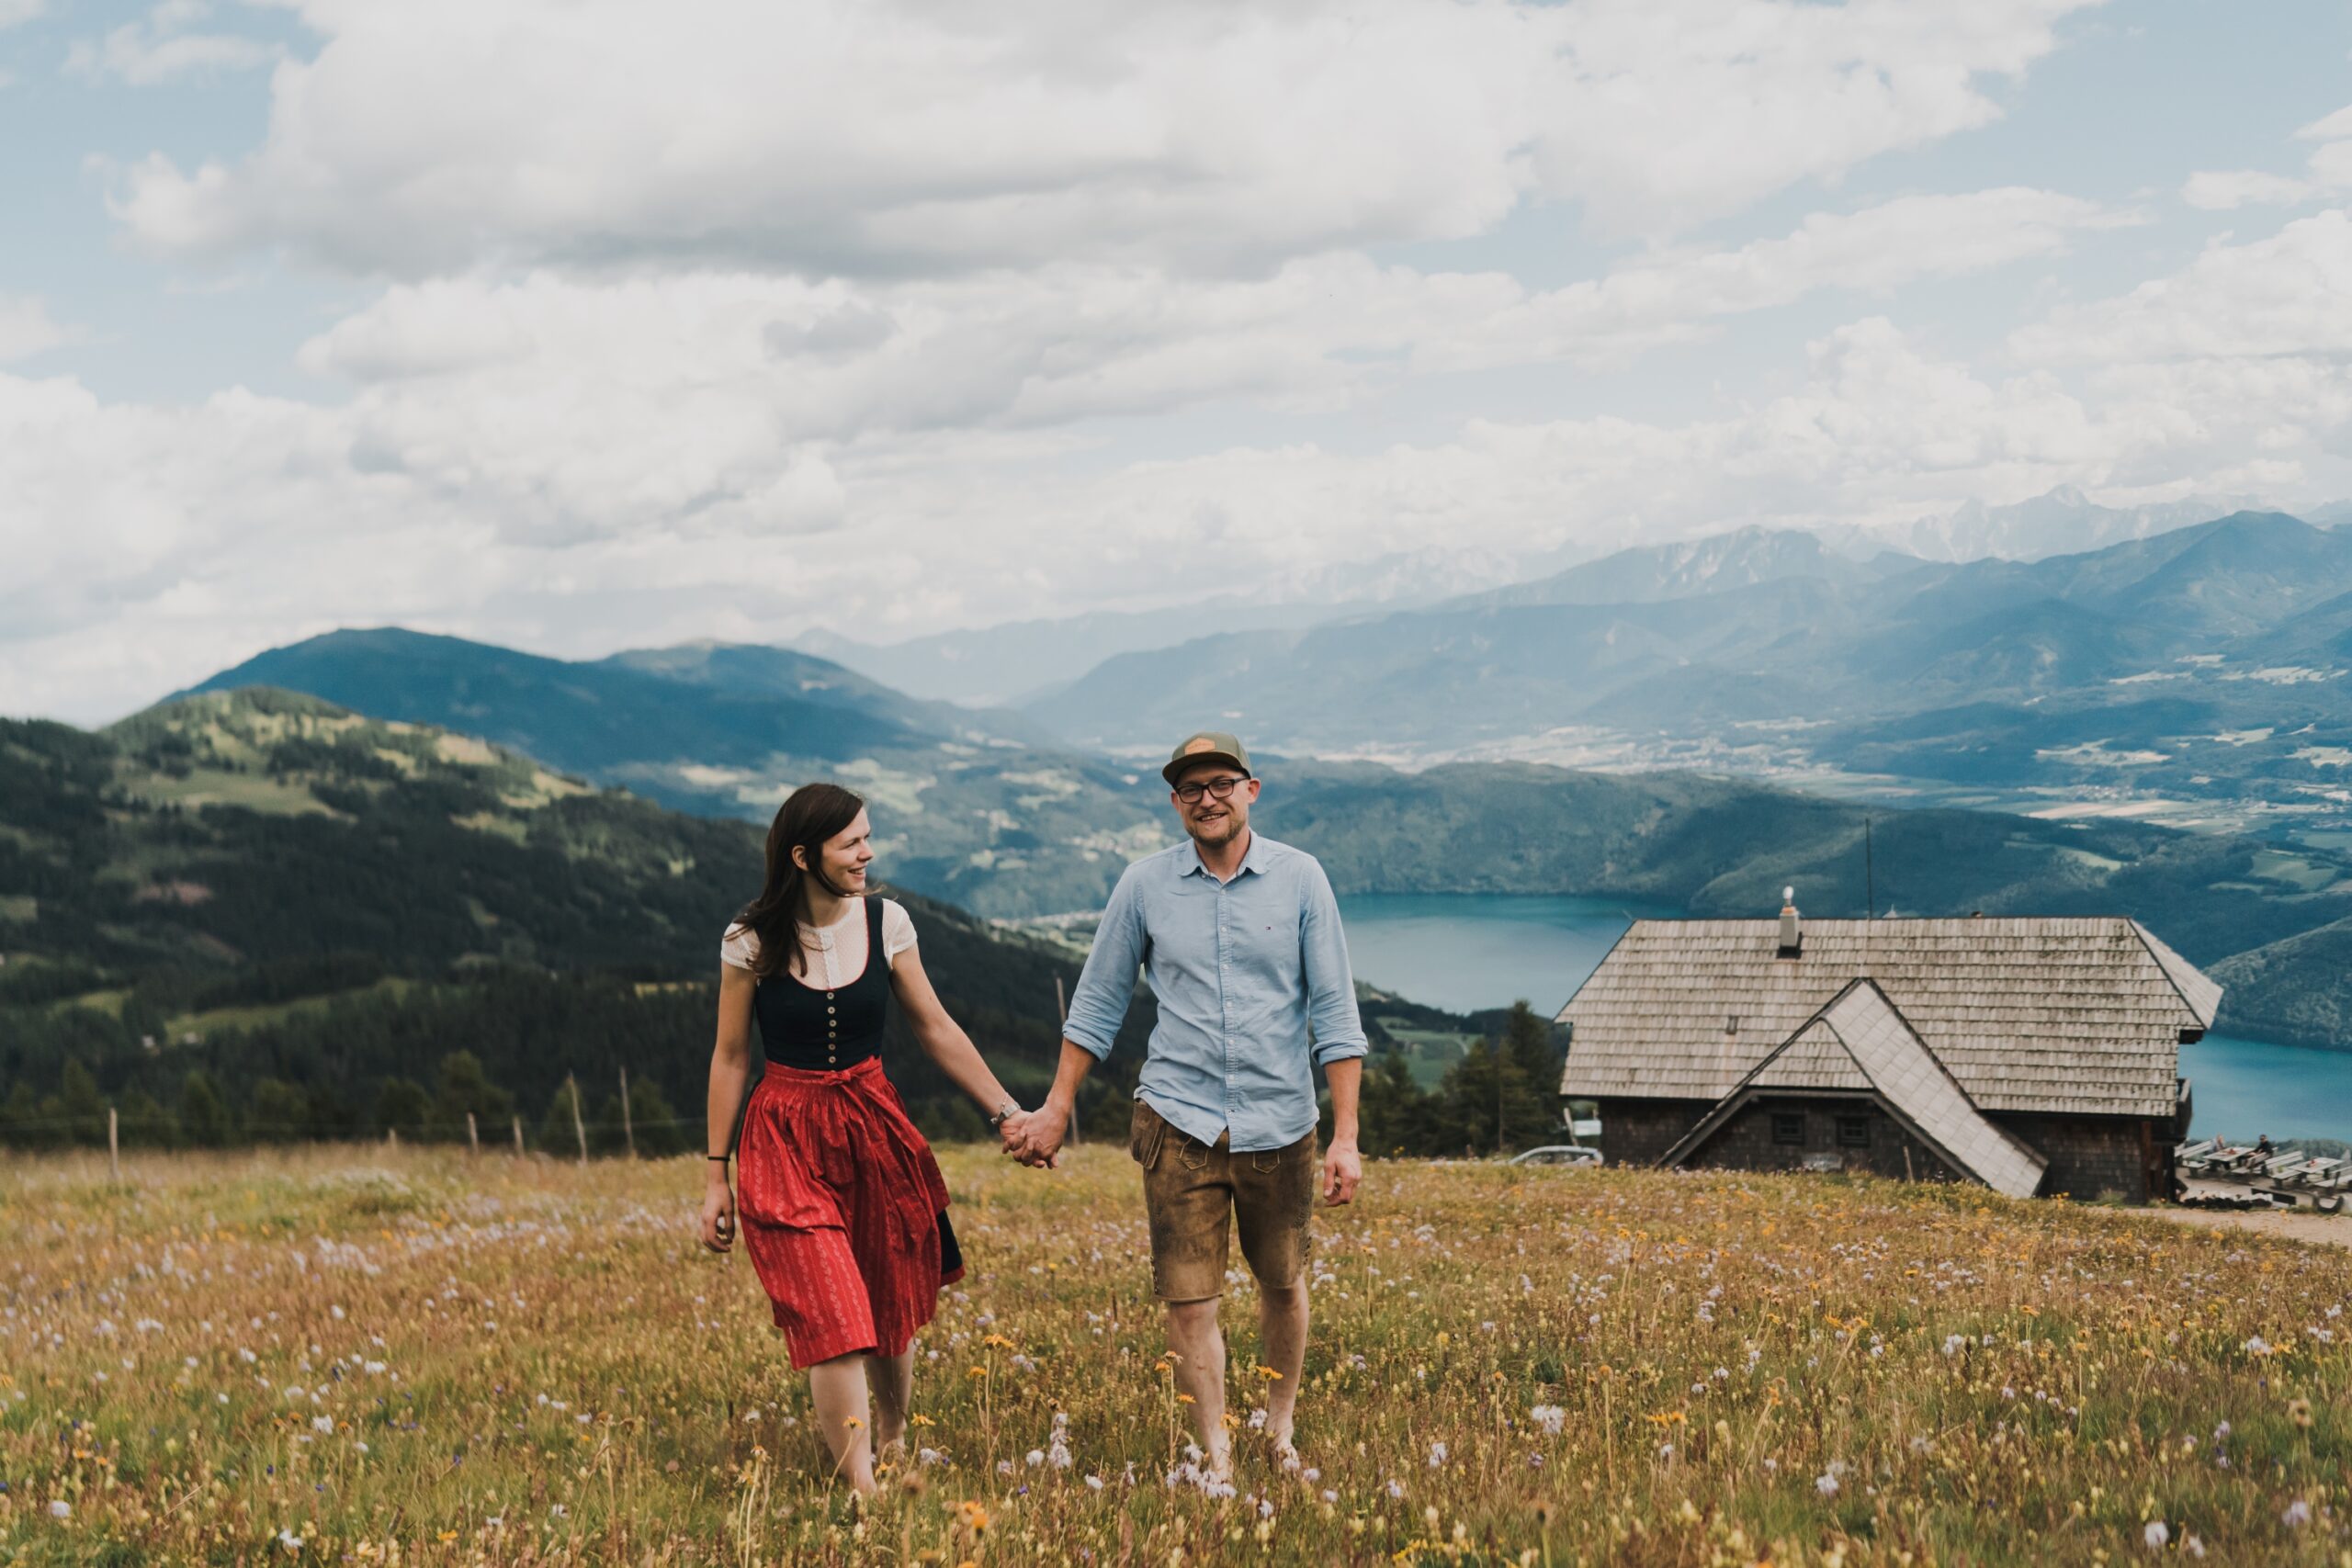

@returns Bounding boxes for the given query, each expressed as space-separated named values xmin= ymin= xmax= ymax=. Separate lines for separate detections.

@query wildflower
xmin=1025 ymin=1450 xmax=1045 ymax=1467
xmin=2282 ymin=1500 xmax=2312 ymax=1529
xmin=1426 ymin=1441 xmax=1448 ymax=1468
xmin=1386 ymin=1478 xmax=1405 ymax=1500
xmin=49 ymin=1500 xmax=71 ymax=1519
xmin=2144 ymin=1521 xmax=2169 ymax=1551
xmin=1816 ymin=1472 xmax=1839 ymax=1496
xmin=311 ymin=1416 xmax=334 ymax=1435
xmin=1531 ymin=1404 xmax=1566 ymax=1435
xmin=2184 ymin=1535 xmax=2206 ymax=1558
xmin=2286 ymin=1397 xmax=2312 ymax=1428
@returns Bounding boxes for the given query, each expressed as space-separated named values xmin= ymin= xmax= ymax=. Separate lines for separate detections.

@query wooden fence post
xmin=619 ymin=1066 xmax=635 ymax=1159
xmin=570 ymin=1075 xmax=588 ymax=1166
xmin=107 ymin=1105 xmax=119 ymax=1183
xmin=467 ymin=1111 xmax=480 ymax=1156
xmin=387 ymin=1127 xmax=399 ymax=1150
xmin=512 ymin=1114 xmax=525 ymax=1156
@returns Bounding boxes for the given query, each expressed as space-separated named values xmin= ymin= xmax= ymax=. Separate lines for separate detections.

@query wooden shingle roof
xmin=1556 ymin=917 xmax=2218 ymax=1119
xmin=1661 ymin=981 xmax=2050 ymax=1197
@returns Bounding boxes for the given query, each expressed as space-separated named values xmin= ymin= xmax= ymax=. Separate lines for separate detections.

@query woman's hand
xmin=700 ymin=1176 xmax=738 ymax=1253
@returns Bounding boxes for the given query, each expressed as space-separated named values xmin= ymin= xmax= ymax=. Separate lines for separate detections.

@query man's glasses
xmin=1173 ymin=775 xmax=1249 ymax=804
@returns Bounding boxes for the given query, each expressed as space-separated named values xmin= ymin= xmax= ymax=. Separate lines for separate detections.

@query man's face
xmin=1171 ymin=760 xmax=1259 ymax=849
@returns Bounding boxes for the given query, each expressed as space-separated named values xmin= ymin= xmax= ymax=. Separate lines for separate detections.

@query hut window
xmin=1770 ymin=1112 xmax=1804 ymax=1145
xmin=1837 ymin=1115 xmax=1871 ymax=1148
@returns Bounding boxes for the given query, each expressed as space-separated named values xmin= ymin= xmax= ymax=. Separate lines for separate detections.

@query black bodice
xmin=752 ymin=897 xmax=890 ymax=1070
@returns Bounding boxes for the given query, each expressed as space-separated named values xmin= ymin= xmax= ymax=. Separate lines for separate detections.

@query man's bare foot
xmin=1269 ymin=1430 xmax=1303 ymax=1475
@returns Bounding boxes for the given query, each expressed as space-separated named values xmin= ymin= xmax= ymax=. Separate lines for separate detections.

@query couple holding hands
xmin=699 ymin=731 xmax=1366 ymax=1493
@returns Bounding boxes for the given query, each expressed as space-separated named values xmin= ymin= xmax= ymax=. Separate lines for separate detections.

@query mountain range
xmin=1034 ymin=510 xmax=2352 ymax=851
xmin=29 ymin=619 xmax=2340 ymax=1047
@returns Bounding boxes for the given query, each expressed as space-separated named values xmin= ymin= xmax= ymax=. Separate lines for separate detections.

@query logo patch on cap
xmin=1183 ymin=736 xmax=1222 ymax=756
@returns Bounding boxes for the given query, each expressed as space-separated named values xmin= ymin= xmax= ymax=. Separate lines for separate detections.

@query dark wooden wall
xmin=1596 ymin=1095 xmax=2168 ymax=1203
xmin=1686 ymin=1097 xmax=1964 ymax=1184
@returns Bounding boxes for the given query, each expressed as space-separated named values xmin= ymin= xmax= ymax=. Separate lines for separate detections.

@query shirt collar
xmin=1179 ymin=831 xmax=1265 ymax=880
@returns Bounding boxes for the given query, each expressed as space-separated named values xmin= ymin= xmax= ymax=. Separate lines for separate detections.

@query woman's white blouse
xmin=720 ymin=897 xmax=916 ymax=987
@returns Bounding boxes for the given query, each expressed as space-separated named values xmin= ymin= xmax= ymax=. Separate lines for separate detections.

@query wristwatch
xmin=987 ymin=1101 xmax=1022 ymax=1130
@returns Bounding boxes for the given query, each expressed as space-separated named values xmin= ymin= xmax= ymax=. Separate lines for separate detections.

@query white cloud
xmin=107 ymin=0 xmax=2097 ymax=276
xmin=0 ymin=295 xmax=74 ymax=362
xmin=2011 ymin=209 xmax=2352 ymax=364
xmin=9 ymin=307 xmax=2329 ymax=726
xmin=0 ymin=0 xmax=46 ymax=30
xmin=2180 ymin=101 xmax=2352 ymax=211
xmin=2181 ymin=170 xmax=2311 ymax=210
xmin=67 ymin=2 xmax=277 ymax=87
xmin=285 ymin=186 xmax=2133 ymax=502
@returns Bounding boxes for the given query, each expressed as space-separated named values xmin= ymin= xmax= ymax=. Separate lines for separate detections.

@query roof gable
xmin=1558 ymin=916 xmax=2217 ymax=1118
xmin=1661 ymin=981 xmax=2050 ymax=1198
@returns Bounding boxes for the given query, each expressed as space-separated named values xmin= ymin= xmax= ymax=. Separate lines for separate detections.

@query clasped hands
xmin=998 ymin=1102 xmax=1066 ymax=1168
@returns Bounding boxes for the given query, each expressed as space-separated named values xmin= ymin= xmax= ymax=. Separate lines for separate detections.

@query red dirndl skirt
xmin=736 ymin=1055 xmax=965 ymax=1369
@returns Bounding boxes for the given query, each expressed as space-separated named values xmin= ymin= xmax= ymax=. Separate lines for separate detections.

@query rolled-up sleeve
xmin=1061 ymin=869 xmax=1146 ymax=1060
xmin=1300 ymin=860 xmax=1367 ymax=1066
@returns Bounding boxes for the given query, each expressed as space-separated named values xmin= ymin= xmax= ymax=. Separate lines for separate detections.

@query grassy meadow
xmin=2 ymin=1145 xmax=2348 ymax=1566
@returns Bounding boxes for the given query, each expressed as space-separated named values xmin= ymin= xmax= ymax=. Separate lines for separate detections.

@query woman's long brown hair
xmin=735 ymin=782 xmax=867 ymax=979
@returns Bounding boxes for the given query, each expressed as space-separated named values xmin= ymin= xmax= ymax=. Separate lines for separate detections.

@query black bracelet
xmin=707 ymin=1154 xmax=729 ymax=1162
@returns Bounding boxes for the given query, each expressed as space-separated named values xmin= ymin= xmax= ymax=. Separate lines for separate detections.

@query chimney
xmin=1777 ymin=886 xmax=1802 ymax=958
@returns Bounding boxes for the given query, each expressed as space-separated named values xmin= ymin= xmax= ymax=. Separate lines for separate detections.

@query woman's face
xmin=802 ymin=808 xmax=875 ymax=895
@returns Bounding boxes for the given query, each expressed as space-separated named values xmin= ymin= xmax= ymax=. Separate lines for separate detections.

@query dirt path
xmin=2141 ymin=1204 xmax=2352 ymax=1249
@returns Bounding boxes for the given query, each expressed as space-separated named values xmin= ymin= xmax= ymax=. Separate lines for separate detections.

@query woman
xmin=700 ymin=782 xmax=1037 ymax=1494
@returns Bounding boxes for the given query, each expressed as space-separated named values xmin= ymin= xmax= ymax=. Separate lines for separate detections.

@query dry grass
xmin=3 ymin=1144 xmax=2348 ymax=1564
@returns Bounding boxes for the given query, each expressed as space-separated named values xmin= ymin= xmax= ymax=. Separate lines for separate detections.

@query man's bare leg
xmin=807 ymin=1354 xmax=877 ymax=1494
xmin=1256 ymin=1275 xmax=1308 ymax=1461
xmin=1164 ymin=1297 xmax=1232 ymax=1480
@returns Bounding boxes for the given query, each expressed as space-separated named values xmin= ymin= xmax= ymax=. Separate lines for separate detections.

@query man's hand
xmin=1321 ymin=1136 xmax=1362 ymax=1206
xmin=998 ymin=1110 xmax=1057 ymax=1168
xmin=1005 ymin=1101 xmax=1071 ymax=1168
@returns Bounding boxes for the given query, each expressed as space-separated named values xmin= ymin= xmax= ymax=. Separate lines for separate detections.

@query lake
xmin=1336 ymin=891 xmax=2352 ymax=1145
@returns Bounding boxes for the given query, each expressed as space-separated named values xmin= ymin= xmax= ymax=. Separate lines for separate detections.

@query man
xmin=1008 ymin=730 xmax=1364 ymax=1481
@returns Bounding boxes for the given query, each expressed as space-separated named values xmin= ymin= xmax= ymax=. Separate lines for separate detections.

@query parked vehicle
xmin=1508 ymin=1145 xmax=1604 ymax=1168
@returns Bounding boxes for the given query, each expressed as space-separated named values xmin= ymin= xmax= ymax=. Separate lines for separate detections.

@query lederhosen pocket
xmin=1128 ymin=1100 xmax=1167 ymax=1170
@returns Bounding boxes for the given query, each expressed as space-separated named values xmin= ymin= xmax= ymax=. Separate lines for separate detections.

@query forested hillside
xmin=0 ymin=690 xmax=1147 ymax=1150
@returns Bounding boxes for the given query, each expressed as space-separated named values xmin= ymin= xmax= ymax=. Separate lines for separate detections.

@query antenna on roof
xmin=1864 ymin=814 xmax=1875 ymax=920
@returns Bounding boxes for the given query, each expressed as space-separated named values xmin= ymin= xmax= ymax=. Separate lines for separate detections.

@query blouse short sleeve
xmin=720 ymin=921 xmax=761 ymax=972
xmin=881 ymin=899 xmax=918 ymax=966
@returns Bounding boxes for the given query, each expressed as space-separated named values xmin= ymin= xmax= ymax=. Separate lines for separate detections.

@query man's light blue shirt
xmin=1062 ymin=832 xmax=1367 ymax=1152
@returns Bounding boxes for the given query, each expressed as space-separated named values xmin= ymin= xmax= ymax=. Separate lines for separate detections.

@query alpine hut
xmin=1554 ymin=897 xmax=2219 ymax=1202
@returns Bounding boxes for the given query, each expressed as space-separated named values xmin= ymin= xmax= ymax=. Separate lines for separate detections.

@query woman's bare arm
xmin=701 ymin=964 xmax=758 ymax=1251
xmin=890 ymin=944 xmax=1022 ymax=1114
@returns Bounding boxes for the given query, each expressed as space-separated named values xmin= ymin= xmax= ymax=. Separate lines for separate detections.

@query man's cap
xmin=1162 ymin=730 xmax=1252 ymax=787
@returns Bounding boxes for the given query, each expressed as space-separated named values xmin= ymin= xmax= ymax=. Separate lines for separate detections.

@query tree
xmin=1359 ymin=1048 xmax=1435 ymax=1157
xmin=57 ymin=1058 xmax=107 ymax=1146
xmin=622 ymin=1076 xmax=690 ymax=1156
xmin=1495 ymin=1000 xmax=1566 ymax=1151
xmin=1431 ymin=1001 xmax=1562 ymax=1156
xmin=0 ymin=1079 xmax=52 ymax=1150
xmin=178 ymin=1070 xmax=234 ymax=1147
xmin=374 ymin=1077 xmax=431 ymax=1141
xmin=537 ymin=1080 xmax=588 ymax=1157
xmin=432 ymin=1051 xmax=514 ymax=1140
xmin=117 ymin=1089 xmax=178 ymax=1149
xmin=249 ymin=1077 xmax=311 ymax=1143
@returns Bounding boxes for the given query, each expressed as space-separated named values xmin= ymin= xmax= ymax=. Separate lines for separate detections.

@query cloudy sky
xmin=6 ymin=0 xmax=2352 ymax=724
